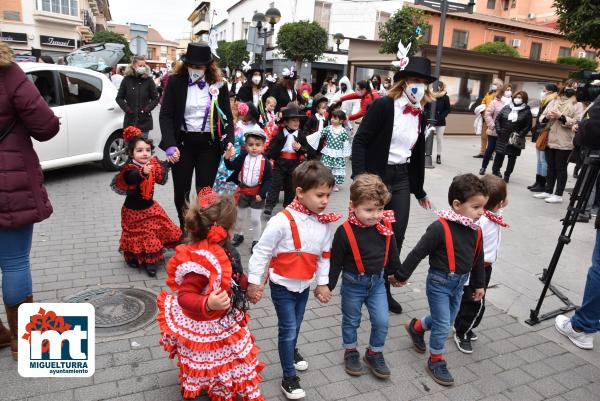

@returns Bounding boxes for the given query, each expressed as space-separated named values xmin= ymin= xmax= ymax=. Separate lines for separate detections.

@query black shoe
xmin=263 ymin=208 xmax=272 ymax=216
xmin=344 ymin=350 xmax=364 ymax=376
xmin=293 ymin=348 xmax=308 ymax=371
xmin=232 ymin=234 xmax=244 ymax=247
xmin=251 ymin=240 xmax=258 ymax=253
xmin=427 ymin=358 xmax=454 ymax=386
xmin=454 ymin=334 xmax=473 ymax=354
xmin=478 ymin=167 xmax=486 ymax=176
xmin=473 ymin=154 xmax=484 ymax=158
xmin=436 ymin=155 xmax=441 ymax=164
xmin=527 ymin=175 xmax=540 ymax=190
xmin=492 ymin=171 xmax=502 ymax=178
xmin=363 ymin=350 xmax=391 ymax=379
xmin=126 ymin=259 xmax=139 ymax=268
xmin=404 ymin=318 xmax=426 ymax=353
xmin=143 ymin=264 xmax=157 ymax=278
xmin=503 ymin=174 xmax=510 ymax=183
xmin=385 ymin=282 xmax=402 ymax=314
xmin=468 ymin=330 xmax=478 ymax=341
xmin=577 ymin=213 xmax=591 ymax=223
xmin=281 ymin=376 xmax=305 ymax=400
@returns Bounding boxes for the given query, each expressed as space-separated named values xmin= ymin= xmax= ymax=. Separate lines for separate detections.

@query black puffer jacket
xmin=494 ymin=104 xmax=532 ymax=157
xmin=116 ymin=66 xmax=159 ymax=131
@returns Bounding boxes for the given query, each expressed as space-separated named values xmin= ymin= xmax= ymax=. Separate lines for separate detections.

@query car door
xmin=57 ymin=70 xmax=107 ymax=158
xmin=26 ymin=69 xmax=69 ymax=164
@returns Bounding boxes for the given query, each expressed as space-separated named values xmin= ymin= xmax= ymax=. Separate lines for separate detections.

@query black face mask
xmin=564 ymin=89 xmax=576 ymax=98
xmin=341 ymin=84 xmax=347 ymax=92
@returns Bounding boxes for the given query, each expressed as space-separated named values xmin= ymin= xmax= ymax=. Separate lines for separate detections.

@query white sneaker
xmin=545 ymin=195 xmax=563 ymax=204
xmin=555 ymin=315 xmax=594 ymax=350
xmin=534 ymin=192 xmax=552 ymax=199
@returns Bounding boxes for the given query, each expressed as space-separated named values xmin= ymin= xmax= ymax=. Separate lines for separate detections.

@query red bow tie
xmin=287 ymin=198 xmax=341 ymax=224
xmin=484 ymin=210 xmax=509 ymax=228
xmin=403 ymin=104 xmax=422 ymax=117
xmin=347 ymin=210 xmax=395 ymax=236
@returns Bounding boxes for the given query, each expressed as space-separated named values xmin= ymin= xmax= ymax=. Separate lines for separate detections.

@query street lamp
xmin=333 ymin=32 xmax=344 ymax=52
xmin=252 ymin=7 xmax=281 ymax=71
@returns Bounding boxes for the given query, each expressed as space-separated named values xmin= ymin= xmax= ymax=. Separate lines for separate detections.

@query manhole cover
xmin=64 ymin=288 xmax=158 ymax=337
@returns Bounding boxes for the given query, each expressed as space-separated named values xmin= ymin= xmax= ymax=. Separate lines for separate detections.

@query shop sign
xmin=1 ymin=32 xmax=28 ymax=43
xmin=40 ymin=35 xmax=75 ymax=48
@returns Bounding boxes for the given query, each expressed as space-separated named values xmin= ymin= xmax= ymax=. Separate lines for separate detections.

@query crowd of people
xmin=2 ymin=36 xmax=600 ymax=401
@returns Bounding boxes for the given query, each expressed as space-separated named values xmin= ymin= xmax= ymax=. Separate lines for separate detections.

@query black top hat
xmin=280 ymin=104 xmax=306 ymax=120
xmin=244 ymin=63 xmax=263 ymax=79
xmin=311 ymin=94 xmax=329 ymax=111
xmin=393 ymin=56 xmax=436 ymax=84
xmin=181 ymin=42 xmax=213 ymax=66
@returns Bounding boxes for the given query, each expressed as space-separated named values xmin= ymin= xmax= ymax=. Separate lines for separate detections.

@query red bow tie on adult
xmin=484 ymin=209 xmax=510 ymax=228
xmin=403 ymin=104 xmax=422 ymax=116
xmin=287 ymin=198 xmax=342 ymax=224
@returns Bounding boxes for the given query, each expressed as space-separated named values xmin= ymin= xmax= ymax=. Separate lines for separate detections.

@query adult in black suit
xmin=270 ymin=68 xmax=298 ymax=113
xmin=236 ymin=63 xmax=270 ymax=123
xmin=352 ymin=56 xmax=435 ymax=314
xmin=159 ymin=42 xmax=234 ymax=228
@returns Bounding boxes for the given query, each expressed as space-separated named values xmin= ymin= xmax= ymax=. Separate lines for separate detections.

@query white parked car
xmin=18 ymin=43 xmax=128 ymax=171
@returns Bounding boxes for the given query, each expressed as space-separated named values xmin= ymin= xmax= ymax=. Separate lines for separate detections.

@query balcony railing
xmin=81 ymin=10 xmax=95 ymax=34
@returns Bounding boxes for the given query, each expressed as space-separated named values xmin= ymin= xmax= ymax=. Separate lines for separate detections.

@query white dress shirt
xmin=480 ymin=215 xmax=502 ymax=264
xmin=241 ymin=154 xmax=264 ymax=187
xmin=388 ymin=94 xmax=420 ymax=165
xmin=248 ymin=208 xmax=333 ymax=292
xmin=183 ymin=83 xmax=210 ymax=132
xmin=281 ymin=128 xmax=299 ymax=152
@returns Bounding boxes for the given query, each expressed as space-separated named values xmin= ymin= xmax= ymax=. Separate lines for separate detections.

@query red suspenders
xmin=342 ymin=221 xmax=392 ymax=274
xmin=282 ymin=209 xmax=302 ymax=251
xmin=239 ymin=156 xmax=265 ymax=185
xmin=438 ymin=218 xmax=482 ymax=273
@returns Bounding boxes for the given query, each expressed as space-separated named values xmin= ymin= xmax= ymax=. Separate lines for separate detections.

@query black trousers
xmin=492 ymin=152 xmax=517 ymax=177
xmin=545 ymin=148 xmax=571 ymax=196
xmin=382 ymin=164 xmax=411 ymax=253
xmin=265 ymin=158 xmax=300 ymax=210
xmin=454 ymin=265 xmax=493 ymax=338
xmin=172 ymin=134 xmax=221 ymax=228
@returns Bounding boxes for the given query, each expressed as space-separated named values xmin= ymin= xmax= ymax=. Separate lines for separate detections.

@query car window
xmin=59 ymin=71 xmax=102 ymax=105
xmin=26 ymin=70 xmax=59 ymax=107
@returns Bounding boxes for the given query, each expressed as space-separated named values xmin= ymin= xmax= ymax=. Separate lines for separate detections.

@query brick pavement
xmin=0 ymin=136 xmax=599 ymax=400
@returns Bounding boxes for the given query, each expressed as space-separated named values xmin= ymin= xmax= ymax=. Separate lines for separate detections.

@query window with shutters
xmin=314 ymin=1 xmax=332 ymax=32
xmin=451 ymin=30 xmax=469 ymax=49
xmin=530 ymin=42 xmax=542 ymax=60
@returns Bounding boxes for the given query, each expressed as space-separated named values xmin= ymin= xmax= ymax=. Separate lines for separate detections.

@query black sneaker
xmin=454 ymin=334 xmax=473 ymax=354
xmin=404 ymin=319 xmax=426 ymax=354
xmin=436 ymin=155 xmax=441 ymax=164
xmin=467 ymin=330 xmax=478 ymax=341
xmin=427 ymin=358 xmax=454 ymax=386
xmin=263 ymin=208 xmax=273 ymax=216
xmin=363 ymin=350 xmax=391 ymax=379
xmin=126 ymin=259 xmax=139 ymax=268
xmin=143 ymin=264 xmax=157 ymax=278
xmin=492 ymin=171 xmax=502 ymax=178
xmin=293 ymin=348 xmax=308 ymax=371
xmin=473 ymin=154 xmax=484 ymax=158
xmin=387 ymin=294 xmax=403 ymax=314
xmin=251 ymin=240 xmax=258 ymax=253
xmin=344 ymin=350 xmax=363 ymax=376
xmin=232 ymin=234 xmax=244 ymax=247
xmin=478 ymin=167 xmax=486 ymax=175
xmin=281 ymin=376 xmax=305 ymax=399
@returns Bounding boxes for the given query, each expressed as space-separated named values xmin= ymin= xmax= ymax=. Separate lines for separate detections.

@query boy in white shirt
xmin=247 ymin=160 xmax=340 ymax=400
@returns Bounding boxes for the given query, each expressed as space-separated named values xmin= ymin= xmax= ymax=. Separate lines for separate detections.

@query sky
xmin=109 ymin=0 xmax=193 ymax=41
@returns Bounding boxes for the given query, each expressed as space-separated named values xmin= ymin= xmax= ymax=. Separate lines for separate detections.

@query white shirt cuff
xmin=248 ymin=273 xmax=264 ymax=285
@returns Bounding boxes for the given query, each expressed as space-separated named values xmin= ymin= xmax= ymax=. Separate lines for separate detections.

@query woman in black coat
xmin=491 ymin=90 xmax=533 ymax=183
xmin=352 ymin=56 xmax=434 ymax=314
xmin=432 ymin=81 xmax=451 ymax=164
xmin=270 ymin=69 xmax=298 ymax=113
xmin=159 ymin=42 xmax=234 ymax=228
xmin=236 ymin=63 xmax=270 ymax=122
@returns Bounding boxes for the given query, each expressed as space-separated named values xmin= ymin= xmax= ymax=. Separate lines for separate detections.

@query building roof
xmin=227 ymin=0 xmax=245 ymax=13
xmin=410 ymin=4 xmax=562 ymax=37
xmin=107 ymin=23 xmax=178 ymax=46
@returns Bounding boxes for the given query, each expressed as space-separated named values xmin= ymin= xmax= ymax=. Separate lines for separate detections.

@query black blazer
xmin=271 ymin=84 xmax=297 ymax=112
xmin=434 ymin=94 xmax=451 ymax=126
xmin=236 ymin=84 xmax=270 ymax=105
xmin=265 ymin=127 xmax=309 ymax=161
xmin=302 ymin=114 xmax=328 ymax=159
xmin=224 ymin=151 xmax=272 ymax=199
xmin=158 ymin=74 xmax=233 ymax=150
xmin=352 ymin=96 xmax=427 ymax=200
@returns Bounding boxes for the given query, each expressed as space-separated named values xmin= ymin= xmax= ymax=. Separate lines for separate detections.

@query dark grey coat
xmin=494 ymin=104 xmax=532 ymax=157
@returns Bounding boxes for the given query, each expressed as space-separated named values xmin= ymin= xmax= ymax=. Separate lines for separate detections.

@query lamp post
xmin=333 ymin=32 xmax=344 ymax=52
xmin=252 ymin=7 xmax=281 ymax=71
xmin=415 ymin=0 xmax=475 ymax=168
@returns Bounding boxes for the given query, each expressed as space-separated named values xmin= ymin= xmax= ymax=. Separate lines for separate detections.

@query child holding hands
xmin=391 ymin=174 xmax=489 ymax=386
xmin=247 ymin=160 xmax=341 ymax=400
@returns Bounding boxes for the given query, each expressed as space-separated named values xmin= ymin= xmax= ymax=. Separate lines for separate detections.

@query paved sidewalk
xmin=0 ymin=135 xmax=598 ymax=400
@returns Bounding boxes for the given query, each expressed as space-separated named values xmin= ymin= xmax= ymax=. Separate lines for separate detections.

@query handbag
xmin=535 ymin=127 xmax=549 ymax=151
xmin=508 ymin=131 xmax=526 ymax=150
xmin=0 ymin=119 xmax=16 ymax=142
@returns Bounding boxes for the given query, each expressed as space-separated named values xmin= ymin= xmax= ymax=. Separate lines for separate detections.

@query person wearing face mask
xmin=489 ymin=91 xmax=532 ymax=182
xmin=230 ymin=69 xmax=246 ymax=95
xmin=480 ymin=84 xmax=512 ymax=175
xmin=370 ymin=74 xmax=386 ymax=97
xmin=333 ymin=76 xmax=358 ymax=133
xmin=528 ymin=84 xmax=558 ymax=192
xmin=159 ymin=42 xmax=234 ymax=229
xmin=335 ymin=80 xmax=380 ymax=123
xmin=501 ymin=85 xmax=513 ymax=105
xmin=271 ymin=68 xmax=298 ymax=113
xmin=352 ymin=57 xmax=435 ymax=314
xmin=533 ymin=79 xmax=584 ymax=204
xmin=116 ymin=56 xmax=159 ymax=138
xmin=474 ymin=78 xmax=505 ymax=158
xmin=236 ymin=63 xmax=270 ymax=122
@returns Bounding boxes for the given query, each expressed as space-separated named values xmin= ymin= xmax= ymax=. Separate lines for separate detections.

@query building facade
xmin=0 ymin=0 xmax=112 ymax=59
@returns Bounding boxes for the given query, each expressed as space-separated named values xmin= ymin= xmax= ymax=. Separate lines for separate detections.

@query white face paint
xmin=405 ymin=83 xmax=426 ymax=104
xmin=188 ymin=67 xmax=205 ymax=82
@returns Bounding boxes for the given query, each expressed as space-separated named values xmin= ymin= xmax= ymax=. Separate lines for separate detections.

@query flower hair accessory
xmin=391 ymin=40 xmax=411 ymax=70
xmin=241 ymin=60 xmax=252 ymax=72
xmin=197 ymin=186 xmax=220 ymax=207
xmin=237 ymin=102 xmax=249 ymax=117
xmin=207 ymin=224 xmax=228 ymax=244
xmin=123 ymin=126 xmax=143 ymax=142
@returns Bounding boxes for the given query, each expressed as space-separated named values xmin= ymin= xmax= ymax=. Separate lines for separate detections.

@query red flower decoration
xmin=197 ymin=187 xmax=220 ymax=207
xmin=22 ymin=308 xmax=72 ymax=353
xmin=237 ymin=102 xmax=249 ymax=117
xmin=207 ymin=224 xmax=228 ymax=244
xmin=123 ymin=126 xmax=143 ymax=142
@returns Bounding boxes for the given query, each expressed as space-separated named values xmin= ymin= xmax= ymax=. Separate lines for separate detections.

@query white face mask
xmin=540 ymin=91 xmax=547 ymax=99
xmin=405 ymin=83 xmax=426 ymax=104
xmin=251 ymin=76 xmax=262 ymax=86
xmin=513 ymin=98 xmax=523 ymax=106
xmin=135 ymin=66 xmax=146 ymax=75
xmin=235 ymin=71 xmax=242 ymax=78
xmin=188 ymin=67 xmax=205 ymax=82
xmin=490 ymin=84 xmax=497 ymax=91
xmin=504 ymin=90 xmax=512 ymax=97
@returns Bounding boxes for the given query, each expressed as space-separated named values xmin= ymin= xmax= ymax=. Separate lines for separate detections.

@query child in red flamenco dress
xmin=111 ymin=126 xmax=182 ymax=277
xmin=157 ymin=188 xmax=264 ymax=401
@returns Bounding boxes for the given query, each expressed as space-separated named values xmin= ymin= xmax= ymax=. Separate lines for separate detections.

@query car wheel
xmin=102 ymin=130 xmax=128 ymax=171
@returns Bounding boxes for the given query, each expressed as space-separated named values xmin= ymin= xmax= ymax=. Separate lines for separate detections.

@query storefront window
xmin=439 ymin=69 xmax=493 ymax=113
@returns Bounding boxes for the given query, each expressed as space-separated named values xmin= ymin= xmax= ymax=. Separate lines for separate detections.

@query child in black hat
xmin=303 ymin=94 xmax=330 ymax=159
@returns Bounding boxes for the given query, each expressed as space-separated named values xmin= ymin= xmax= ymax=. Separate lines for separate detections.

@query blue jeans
xmin=340 ymin=271 xmax=388 ymax=352
xmin=536 ymin=148 xmax=547 ymax=177
xmin=270 ymin=281 xmax=310 ymax=378
xmin=571 ymin=230 xmax=600 ymax=334
xmin=422 ymin=270 xmax=469 ymax=354
xmin=0 ymin=225 xmax=34 ymax=305
xmin=481 ymin=136 xmax=497 ymax=170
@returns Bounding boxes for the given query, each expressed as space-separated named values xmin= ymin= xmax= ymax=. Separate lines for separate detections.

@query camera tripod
xmin=526 ymin=152 xmax=600 ymax=325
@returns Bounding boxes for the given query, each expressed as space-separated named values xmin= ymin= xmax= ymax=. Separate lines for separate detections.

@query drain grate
xmin=64 ymin=287 xmax=158 ymax=337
